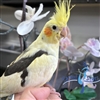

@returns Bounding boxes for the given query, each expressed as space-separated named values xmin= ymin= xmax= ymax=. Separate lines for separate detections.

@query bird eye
xmin=52 ymin=25 xmax=57 ymax=30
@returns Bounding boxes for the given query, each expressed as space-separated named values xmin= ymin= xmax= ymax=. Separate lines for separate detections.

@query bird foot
xmin=44 ymin=84 xmax=61 ymax=97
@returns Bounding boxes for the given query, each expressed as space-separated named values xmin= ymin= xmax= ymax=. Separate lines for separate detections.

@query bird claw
xmin=44 ymin=84 xmax=61 ymax=97
xmin=50 ymin=90 xmax=61 ymax=97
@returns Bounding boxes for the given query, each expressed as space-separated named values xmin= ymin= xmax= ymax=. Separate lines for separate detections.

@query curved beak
xmin=60 ymin=26 xmax=71 ymax=40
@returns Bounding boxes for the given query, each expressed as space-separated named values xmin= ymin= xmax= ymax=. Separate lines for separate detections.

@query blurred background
xmin=0 ymin=0 xmax=100 ymax=99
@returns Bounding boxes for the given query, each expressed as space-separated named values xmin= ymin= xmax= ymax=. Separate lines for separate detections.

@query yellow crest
xmin=51 ymin=0 xmax=75 ymax=27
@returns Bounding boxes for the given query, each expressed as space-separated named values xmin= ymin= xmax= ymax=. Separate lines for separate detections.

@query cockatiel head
xmin=38 ymin=0 xmax=74 ymax=44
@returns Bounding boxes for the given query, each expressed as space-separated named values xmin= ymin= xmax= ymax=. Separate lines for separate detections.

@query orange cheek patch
xmin=44 ymin=27 xmax=52 ymax=37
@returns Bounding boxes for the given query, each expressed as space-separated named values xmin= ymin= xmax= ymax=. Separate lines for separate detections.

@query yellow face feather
xmin=38 ymin=0 xmax=75 ymax=44
xmin=51 ymin=0 xmax=75 ymax=27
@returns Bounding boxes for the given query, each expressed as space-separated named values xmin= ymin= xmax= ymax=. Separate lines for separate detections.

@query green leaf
xmin=71 ymin=87 xmax=97 ymax=100
xmin=63 ymin=89 xmax=76 ymax=100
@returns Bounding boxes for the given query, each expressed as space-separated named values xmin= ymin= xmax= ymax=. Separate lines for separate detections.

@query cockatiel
xmin=0 ymin=0 xmax=74 ymax=98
